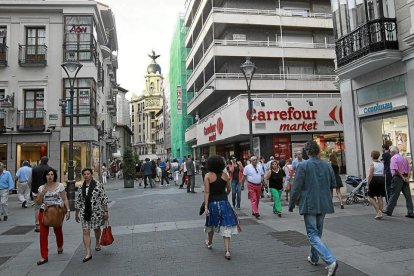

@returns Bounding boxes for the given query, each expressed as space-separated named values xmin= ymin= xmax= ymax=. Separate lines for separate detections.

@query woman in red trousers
xmin=35 ymin=168 xmax=70 ymax=265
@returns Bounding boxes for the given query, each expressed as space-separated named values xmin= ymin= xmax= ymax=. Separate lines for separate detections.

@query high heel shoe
xmin=225 ymin=251 xmax=231 ymax=260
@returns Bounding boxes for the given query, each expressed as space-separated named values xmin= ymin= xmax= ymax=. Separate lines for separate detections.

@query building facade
xmin=131 ymin=52 xmax=164 ymax=160
xmin=183 ymin=0 xmax=345 ymax=167
xmin=0 ymin=0 xmax=119 ymax=183
xmin=169 ymin=16 xmax=193 ymax=159
xmin=331 ymin=0 xmax=414 ymax=177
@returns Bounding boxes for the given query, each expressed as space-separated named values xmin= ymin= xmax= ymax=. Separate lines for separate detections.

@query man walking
xmin=243 ymin=156 xmax=263 ymax=218
xmin=31 ymin=156 xmax=50 ymax=231
xmin=186 ymin=155 xmax=196 ymax=193
xmin=15 ymin=160 xmax=32 ymax=208
xmin=0 ymin=162 xmax=14 ymax=221
xmin=384 ymin=146 xmax=414 ymax=218
xmin=289 ymin=141 xmax=338 ymax=276
xmin=200 ymin=155 xmax=208 ymax=181
xmin=159 ymin=159 xmax=170 ymax=187
xmin=142 ymin=158 xmax=154 ymax=188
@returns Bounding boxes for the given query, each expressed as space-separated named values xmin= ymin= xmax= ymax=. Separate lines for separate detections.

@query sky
xmin=101 ymin=0 xmax=187 ymax=99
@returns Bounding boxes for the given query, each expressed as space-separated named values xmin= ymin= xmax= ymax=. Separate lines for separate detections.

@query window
xmin=63 ymin=79 xmax=97 ymax=126
xmin=0 ymin=27 xmax=6 ymax=64
xmin=0 ymin=89 xmax=4 ymax=128
xmin=23 ymin=90 xmax=44 ymax=126
xmin=25 ymin=27 xmax=46 ymax=62
xmin=64 ymin=16 xmax=96 ymax=62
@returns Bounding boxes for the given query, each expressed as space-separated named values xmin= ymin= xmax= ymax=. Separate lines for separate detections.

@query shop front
xmin=358 ymin=95 xmax=410 ymax=174
xmin=0 ymin=144 xmax=6 ymax=167
xmin=16 ymin=143 xmax=47 ymax=168
xmin=60 ymin=141 xmax=100 ymax=185
xmin=192 ymin=95 xmax=344 ymax=166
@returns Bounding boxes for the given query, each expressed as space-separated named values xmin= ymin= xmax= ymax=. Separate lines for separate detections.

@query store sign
xmin=203 ymin=117 xmax=224 ymax=142
xmin=363 ymin=102 xmax=393 ymax=114
xmin=68 ymin=25 xmax=88 ymax=33
xmin=177 ymin=86 xmax=182 ymax=114
xmin=49 ymin=114 xmax=58 ymax=120
xmin=246 ymin=107 xmax=318 ymax=132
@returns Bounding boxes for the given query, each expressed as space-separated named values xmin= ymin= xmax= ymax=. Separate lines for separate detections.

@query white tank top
xmin=373 ymin=161 xmax=384 ymax=176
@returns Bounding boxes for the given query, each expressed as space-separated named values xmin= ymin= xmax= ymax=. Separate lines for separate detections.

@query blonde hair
xmin=329 ymin=152 xmax=338 ymax=165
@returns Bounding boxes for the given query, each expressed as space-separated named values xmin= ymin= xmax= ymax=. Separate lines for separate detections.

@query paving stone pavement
xmin=0 ymin=175 xmax=413 ymax=276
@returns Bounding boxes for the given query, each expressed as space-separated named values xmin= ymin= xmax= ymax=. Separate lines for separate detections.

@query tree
xmin=123 ymin=147 xmax=136 ymax=180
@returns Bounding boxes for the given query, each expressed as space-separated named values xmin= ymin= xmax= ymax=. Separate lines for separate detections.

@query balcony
xmin=18 ymin=44 xmax=47 ymax=66
xmin=0 ymin=45 xmax=7 ymax=66
xmin=335 ymin=18 xmax=399 ymax=76
xmin=17 ymin=109 xmax=46 ymax=132
xmin=187 ymin=73 xmax=337 ymax=114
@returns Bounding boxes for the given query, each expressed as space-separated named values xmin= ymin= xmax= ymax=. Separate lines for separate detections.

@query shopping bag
xmin=100 ymin=221 xmax=114 ymax=246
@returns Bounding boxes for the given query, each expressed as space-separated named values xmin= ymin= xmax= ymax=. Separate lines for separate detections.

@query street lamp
xmin=61 ymin=57 xmax=82 ymax=211
xmin=240 ymin=57 xmax=257 ymax=157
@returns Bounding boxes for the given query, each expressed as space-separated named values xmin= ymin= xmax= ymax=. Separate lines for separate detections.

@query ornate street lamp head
xmin=240 ymin=57 xmax=257 ymax=79
xmin=61 ymin=53 xmax=83 ymax=79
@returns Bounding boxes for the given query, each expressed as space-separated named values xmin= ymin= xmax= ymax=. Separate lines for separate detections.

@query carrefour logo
xmin=363 ymin=102 xmax=392 ymax=114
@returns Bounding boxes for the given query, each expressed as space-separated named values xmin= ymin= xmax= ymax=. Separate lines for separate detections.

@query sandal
xmin=225 ymin=251 xmax=231 ymax=260
xmin=205 ymin=240 xmax=212 ymax=249
xmin=95 ymin=247 xmax=101 ymax=251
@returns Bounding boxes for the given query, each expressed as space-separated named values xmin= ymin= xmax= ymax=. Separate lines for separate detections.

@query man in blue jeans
xmin=289 ymin=141 xmax=338 ymax=276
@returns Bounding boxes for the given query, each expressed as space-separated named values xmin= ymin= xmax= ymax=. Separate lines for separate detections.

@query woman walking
xmin=265 ymin=160 xmax=285 ymax=217
xmin=367 ymin=150 xmax=386 ymax=219
xmin=282 ymin=159 xmax=293 ymax=201
xmin=36 ymin=168 xmax=70 ymax=265
xmin=101 ymin=163 xmax=108 ymax=184
xmin=204 ymin=155 xmax=239 ymax=260
xmin=228 ymin=157 xmax=244 ymax=209
xmin=75 ymin=168 xmax=109 ymax=263
xmin=329 ymin=153 xmax=344 ymax=209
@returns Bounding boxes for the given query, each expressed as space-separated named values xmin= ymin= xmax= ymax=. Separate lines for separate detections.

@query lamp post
xmin=240 ymin=57 xmax=257 ymax=157
xmin=61 ymin=58 xmax=82 ymax=211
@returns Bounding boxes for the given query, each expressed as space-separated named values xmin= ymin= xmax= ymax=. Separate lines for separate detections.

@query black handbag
xmin=199 ymin=202 xmax=205 ymax=216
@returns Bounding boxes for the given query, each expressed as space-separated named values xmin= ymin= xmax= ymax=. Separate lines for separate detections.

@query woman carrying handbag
xmin=35 ymin=168 xmax=70 ymax=266
xmin=75 ymin=168 xmax=109 ymax=263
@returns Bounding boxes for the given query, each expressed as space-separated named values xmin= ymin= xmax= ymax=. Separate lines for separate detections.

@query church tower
xmin=131 ymin=51 xmax=164 ymax=159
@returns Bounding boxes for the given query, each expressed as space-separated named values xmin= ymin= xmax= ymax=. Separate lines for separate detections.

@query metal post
xmin=67 ymin=85 xmax=75 ymax=211
xmin=61 ymin=58 xmax=82 ymax=212
xmin=247 ymin=84 xmax=254 ymax=156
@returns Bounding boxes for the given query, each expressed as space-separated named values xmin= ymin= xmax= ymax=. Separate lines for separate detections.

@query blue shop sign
xmin=363 ymin=102 xmax=393 ymax=114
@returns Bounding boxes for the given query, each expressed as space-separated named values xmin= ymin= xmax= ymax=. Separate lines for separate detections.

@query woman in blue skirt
xmin=204 ymin=155 xmax=239 ymax=260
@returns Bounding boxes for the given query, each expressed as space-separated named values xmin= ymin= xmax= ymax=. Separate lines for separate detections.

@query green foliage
xmin=123 ymin=147 xmax=136 ymax=179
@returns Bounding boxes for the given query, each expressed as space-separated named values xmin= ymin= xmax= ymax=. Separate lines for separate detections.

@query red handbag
xmin=100 ymin=221 xmax=114 ymax=246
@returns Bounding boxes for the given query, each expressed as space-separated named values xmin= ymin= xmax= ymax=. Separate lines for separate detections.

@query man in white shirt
xmin=243 ymin=156 xmax=263 ymax=218
xmin=15 ymin=160 xmax=32 ymax=208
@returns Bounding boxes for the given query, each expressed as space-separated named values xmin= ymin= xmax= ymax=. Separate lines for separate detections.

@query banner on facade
xmin=177 ymin=86 xmax=182 ymax=114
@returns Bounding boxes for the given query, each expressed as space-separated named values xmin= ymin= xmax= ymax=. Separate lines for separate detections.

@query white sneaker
xmin=307 ymin=256 xmax=318 ymax=266
xmin=326 ymin=261 xmax=338 ymax=276
xmin=160 ymin=184 xmax=164 ymax=187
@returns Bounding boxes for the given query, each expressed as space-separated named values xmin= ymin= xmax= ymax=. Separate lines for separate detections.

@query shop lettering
xmin=69 ymin=25 xmax=88 ymax=33
xmin=363 ymin=102 xmax=392 ymax=114
xmin=204 ymin=123 xmax=216 ymax=135
xmin=246 ymin=107 xmax=318 ymax=121
xmin=280 ymin=121 xmax=318 ymax=131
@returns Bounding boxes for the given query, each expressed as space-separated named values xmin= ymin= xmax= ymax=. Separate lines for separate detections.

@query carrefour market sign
xmin=247 ymin=107 xmax=318 ymax=131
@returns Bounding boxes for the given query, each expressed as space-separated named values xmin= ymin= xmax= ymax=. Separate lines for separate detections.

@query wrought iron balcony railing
xmin=18 ymin=44 xmax=47 ymax=66
xmin=17 ymin=109 xmax=46 ymax=132
xmin=335 ymin=18 xmax=398 ymax=67
xmin=0 ymin=45 xmax=7 ymax=66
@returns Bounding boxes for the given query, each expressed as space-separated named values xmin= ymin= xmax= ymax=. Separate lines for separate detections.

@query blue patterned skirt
xmin=205 ymin=200 xmax=239 ymax=237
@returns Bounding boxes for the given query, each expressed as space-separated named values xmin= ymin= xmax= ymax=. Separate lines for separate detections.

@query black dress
xmin=331 ymin=164 xmax=344 ymax=188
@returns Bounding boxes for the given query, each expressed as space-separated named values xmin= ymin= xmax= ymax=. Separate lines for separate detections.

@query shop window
xmin=313 ymin=133 xmax=346 ymax=173
xmin=17 ymin=143 xmax=47 ymax=168
xmin=64 ymin=16 xmax=96 ymax=62
xmin=61 ymin=142 xmax=90 ymax=184
xmin=357 ymin=75 xmax=405 ymax=105
xmin=0 ymin=144 xmax=7 ymax=168
xmin=63 ymin=79 xmax=97 ymax=126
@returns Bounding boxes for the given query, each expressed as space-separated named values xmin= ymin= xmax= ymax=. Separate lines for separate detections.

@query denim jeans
xmin=304 ymin=214 xmax=336 ymax=265
xmin=231 ymin=179 xmax=241 ymax=208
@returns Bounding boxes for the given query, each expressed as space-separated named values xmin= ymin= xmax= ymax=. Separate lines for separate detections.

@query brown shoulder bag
xmin=42 ymin=205 xmax=67 ymax=227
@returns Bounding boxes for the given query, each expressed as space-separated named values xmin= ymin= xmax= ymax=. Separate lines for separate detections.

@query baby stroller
xmin=345 ymin=176 xmax=369 ymax=206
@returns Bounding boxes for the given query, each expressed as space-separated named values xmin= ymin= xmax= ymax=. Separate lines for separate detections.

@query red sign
xmin=203 ymin=117 xmax=224 ymax=142
xmin=329 ymin=105 xmax=343 ymax=124
xmin=69 ymin=25 xmax=88 ymax=33
xmin=177 ymin=86 xmax=182 ymax=114
xmin=217 ymin=117 xmax=223 ymax=134
xmin=246 ymin=106 xmax=319 ymax=132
